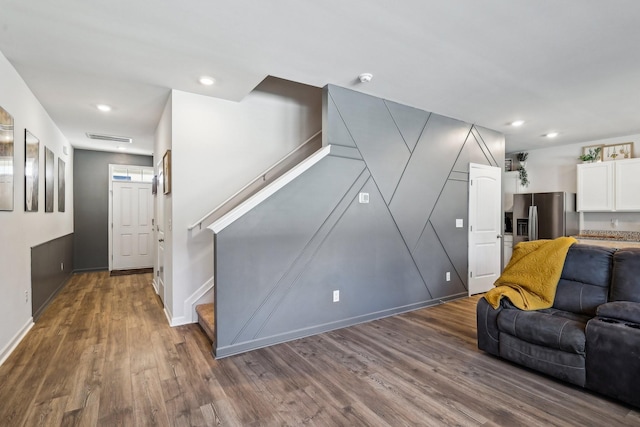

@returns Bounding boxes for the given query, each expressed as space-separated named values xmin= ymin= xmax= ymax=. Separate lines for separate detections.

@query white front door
xmin=155 ymin=160 xmax=165 ymax=303
xmin=468 ymin=163 xmax=502 ymax=295
xmin=113 ymin=181 xmax=154 ymax=270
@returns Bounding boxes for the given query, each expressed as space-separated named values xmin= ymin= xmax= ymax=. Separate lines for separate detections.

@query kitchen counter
xmin=574 ymin=230 xmax=640 ymax=248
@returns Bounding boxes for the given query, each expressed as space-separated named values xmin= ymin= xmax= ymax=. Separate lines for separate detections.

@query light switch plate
xmin=359 ymin=192 xmax=370 ymax=204
xmin=456 ymin=219 xmax=463 ymax=228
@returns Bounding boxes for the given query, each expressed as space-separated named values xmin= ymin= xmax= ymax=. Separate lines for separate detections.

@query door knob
xmin=497 ymin=234 xmax=503 ymax=239
xmin=158 ymin=238 xmax=164 ymax=242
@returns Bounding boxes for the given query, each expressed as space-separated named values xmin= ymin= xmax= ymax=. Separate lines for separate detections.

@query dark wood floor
xmin=1 ymin=272 xmax=639 ymax=426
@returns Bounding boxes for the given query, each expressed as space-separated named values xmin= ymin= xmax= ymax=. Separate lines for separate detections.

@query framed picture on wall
xmin=581 ymin=144 xmax=604 ymax=162
xmin=58 ymin=158 xmax=65 ymax=212
xmin=24 ymin=130 xmax=39 ymax=212
xmin=162 ymin=149 xmax=171 ymax=194
xmin=504 ymin=158 xmax=513 ymax=172
xmin=44 ymin=146 xmax=54 ymax=212
xmin=0 ymin=105 xmax=14 ymax=211
xmin=603 ymin=142 xmax=633 ymax=161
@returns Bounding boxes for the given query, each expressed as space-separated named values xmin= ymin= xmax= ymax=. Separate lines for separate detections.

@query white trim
xmin=209 ymin=145 xmax=332 ymax=233
xmin=152 ymin=278 xmax=159 ymax=294
xmin=184 ymin=277 xmax=214 ymax=323
xmin=0 ymin=318 xmax=34 ymax=367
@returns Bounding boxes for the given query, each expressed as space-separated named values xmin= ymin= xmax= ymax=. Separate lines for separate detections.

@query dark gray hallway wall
xmin=73 ymin=149 xmax=153 ymax=271
xmin=214 ymin=85 xmax=505 ymax=357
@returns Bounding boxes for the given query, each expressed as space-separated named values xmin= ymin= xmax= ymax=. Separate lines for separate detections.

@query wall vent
xmin=86 ymin=132 xmax=132 ymax=144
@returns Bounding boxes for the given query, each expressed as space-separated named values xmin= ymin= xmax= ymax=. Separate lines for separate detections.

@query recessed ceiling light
xmin=96 ymin=104 xmax=112 ymax=112
xmin=545 ymin=132 xmax=559 ymax=138
xmin=511 ymin=120 xmax=525 ymax=127
xmin=199 ymin=76 xmax=215 ymax=86
xmin=117 ymin=146 xmax=127 ymax=150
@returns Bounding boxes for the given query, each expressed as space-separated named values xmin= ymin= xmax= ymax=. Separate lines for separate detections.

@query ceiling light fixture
xmin=511 ymin=120 xmax=525 ymax=127
xmin=96 ymin=104 xmax=112 ymax=112
xmin=199 ymin=76 xmax=215 ymax=86
xmin=545 ymin=132 xmax=559 ymax=138
xmin=358 ymin=73 xmax=373 ymax=83
xmin=117 ymin=146 xmax=127 ymax=150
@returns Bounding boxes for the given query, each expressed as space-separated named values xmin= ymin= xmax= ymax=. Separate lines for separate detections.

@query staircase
xmin=195 ymin=303 xmax=215 ymax=343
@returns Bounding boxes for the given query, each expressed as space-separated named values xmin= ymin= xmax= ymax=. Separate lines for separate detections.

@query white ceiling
xmin=1 ymin=1 xmax=640 ymax=156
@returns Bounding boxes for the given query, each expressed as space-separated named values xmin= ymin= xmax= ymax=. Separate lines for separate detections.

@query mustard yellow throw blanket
xmin=485 ymin=236 xmax=577 ymax=310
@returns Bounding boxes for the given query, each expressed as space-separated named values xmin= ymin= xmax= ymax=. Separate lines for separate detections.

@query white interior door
xmin=113 ymin=181 xmax=153 ymax=270
xmin=468 ymin=163 xmax=502 ymax=295
xmin=156 ymin=161 xmax=165 ymax=303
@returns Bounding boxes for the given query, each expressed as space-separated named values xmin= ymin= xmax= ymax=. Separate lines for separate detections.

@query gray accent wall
xmin=31 ymin=233 xmax=74 ymax=320
xmin=73 ymin=149 xmax=153 ymax=271
xmin=214 ymin=84 xmax=504 ymax=358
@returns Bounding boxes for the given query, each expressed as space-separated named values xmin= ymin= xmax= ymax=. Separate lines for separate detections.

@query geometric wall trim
xmin=213 ymin=84 xmax=505 ymax=358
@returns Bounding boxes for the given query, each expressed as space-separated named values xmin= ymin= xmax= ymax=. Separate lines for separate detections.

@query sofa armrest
xmin=476 ymin=297 xmax=503 ymax=356
xmin=596 ymin=301 xmax=640 ymax=324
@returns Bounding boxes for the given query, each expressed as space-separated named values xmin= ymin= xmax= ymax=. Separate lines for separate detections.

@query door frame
xmin=108 ymin=164 xmax=155 ymax=271
xmin=468 ymin=162 xmax=502 ymax=295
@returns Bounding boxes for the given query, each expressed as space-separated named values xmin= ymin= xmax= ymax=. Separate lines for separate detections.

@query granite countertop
xmin=574 ymin=230 xmax=640 ymax=243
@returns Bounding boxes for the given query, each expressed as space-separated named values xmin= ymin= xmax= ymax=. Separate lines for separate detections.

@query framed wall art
xmin=163 ymin=149 xmax=171 ymax=195
xmin=0 ymin=105 xmax=14 ymax=211
xmin=603 ymin=142 xmax=634 ymax=161
xmin=25 ymin=130 xmax=39 ymax=212
xmin=58 ymin=158 xmax=65 ymax=212
xmin=44 ymin=147 xmax=54 ymax=212
xmin=580 ymin=144 xmax=604 ymax=162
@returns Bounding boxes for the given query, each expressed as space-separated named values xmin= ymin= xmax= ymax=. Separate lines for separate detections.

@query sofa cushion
xmin=610 ymin=248 xmax=640 ymax=302
xmin=596 ymin=301 xmax=640 ymax=324
xmin=553 ymin=245 xmax=615 ymax=316
xmin=497 ymin=309 xmax=587 ymax=354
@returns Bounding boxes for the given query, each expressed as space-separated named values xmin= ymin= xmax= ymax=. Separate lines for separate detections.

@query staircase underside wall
xmin=214 ymin=85 xmax=505 ymax=358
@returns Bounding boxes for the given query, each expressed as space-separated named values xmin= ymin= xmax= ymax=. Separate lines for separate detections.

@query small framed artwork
xmin=58 ymin=158 xmax=65 ymax=212
xmin=24 ymin=130 xmax=39 ymax=212
xmin=603 ymin=142 xmax=634 ymax=161
xmin=581 ymin=144 xmax=604 ymax=162
xmin=44 ymin=147 xmax=54 ymax=212
xmin=0 ymin=105 xmax=14 ymax=211
xmin=505 ymin=158 xmax=513 ymax=172
xmin=162 ymin=149 xmax=171 ymax=195
xmin=152 ymin=175 xmax=157 ymax=195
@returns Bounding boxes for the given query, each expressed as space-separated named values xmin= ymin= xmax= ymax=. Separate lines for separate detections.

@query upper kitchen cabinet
xmin=503 ymin=170 xmax=523 ymax=211
xmin=614 ymin=158 xmax=640 ymax=211
xmin=577 ymin=158 xmax=640 ymax=211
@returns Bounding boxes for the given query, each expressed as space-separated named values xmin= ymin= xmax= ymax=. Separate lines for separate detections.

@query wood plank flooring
xmin=1 ymin=271 xmax=638 ymax=426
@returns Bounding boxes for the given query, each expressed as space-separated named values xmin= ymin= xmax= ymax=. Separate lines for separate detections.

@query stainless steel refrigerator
xmin=512 ymin=192 xmax=578 ymax=246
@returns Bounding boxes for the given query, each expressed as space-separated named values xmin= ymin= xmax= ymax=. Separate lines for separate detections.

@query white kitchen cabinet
xmin=503 ymin=234 xmax=513 ymax=269
xmin=577 ymin=159 xmax=640 ymax=211
xmin=503 ymin=171 xmax=522 ymax=211
xmin=577 ymin=162 xmax=613 ymax=211
xmin=614 ymin=158 xmax=640 ymax=211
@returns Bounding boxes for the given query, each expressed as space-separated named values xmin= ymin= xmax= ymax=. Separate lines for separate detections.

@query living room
xmin=1 ymin=2 xmax=640 ymax=424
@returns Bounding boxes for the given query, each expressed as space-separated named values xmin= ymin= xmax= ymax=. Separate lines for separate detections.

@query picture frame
xmin=58 ymin=158 xmax=65 ymax=212
xmin=504 ymin=158 xmax=513 ymax=172
xmin=0 ymin=105 xmax=14 ymax=211
xmin=603 ymin=142 xmax=634 ymax=161
xmin=581 ymin=144 xmax=604 ymax=162
xmin=151 ymin=174 xmax=157 ymax=195
xmin=162 ymin=149 xmax=171 ymax=194
xmin=24 ymin=130 xmax=39 ymax=212
xmin=44 ymin=146 xmax=54 ymax=212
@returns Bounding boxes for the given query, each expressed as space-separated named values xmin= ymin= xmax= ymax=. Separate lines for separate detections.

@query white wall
xmin=508 ymin=133 xmax=640 ymax=231
xmin=0 ymin=52 xmax=73 ymax=363
xmin=155 ymin=77 xmax=322 ymax=325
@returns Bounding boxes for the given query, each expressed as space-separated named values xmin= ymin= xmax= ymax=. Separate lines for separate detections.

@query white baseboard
xmin=0 ymin=318 xmax=34 ymax=367
xmin=152 ymin=278 xmax=159 ymax=294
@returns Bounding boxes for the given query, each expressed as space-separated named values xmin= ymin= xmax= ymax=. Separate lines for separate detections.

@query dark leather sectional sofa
xmin=477 ymin=244 xmax=640 ymax=408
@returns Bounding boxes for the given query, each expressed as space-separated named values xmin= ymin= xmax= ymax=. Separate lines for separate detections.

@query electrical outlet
xmin=446 ymin=272 xmax=451 ymax=281
xmin=333 ymin=290 xmax=340 ymax=302
xmin=456 ymin=219 xmax=463 ymax=228
xmin=25 ymin=290 xmax=29 ymax=303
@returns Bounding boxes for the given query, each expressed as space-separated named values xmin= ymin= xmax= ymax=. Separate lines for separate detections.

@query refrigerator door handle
xmin=528 ymin=206 xmax=537 ymax=241
xmin=532 ymin=206 xmax=539 ymax=240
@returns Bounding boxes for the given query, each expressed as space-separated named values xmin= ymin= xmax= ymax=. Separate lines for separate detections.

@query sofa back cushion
xmin=553 ymin=244 xmax=615 ymax=316
xmin=610 ymin=248 xmax=640 ymax=302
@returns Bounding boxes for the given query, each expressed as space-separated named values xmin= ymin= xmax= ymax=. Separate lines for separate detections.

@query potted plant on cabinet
xmin=517 ymin=152 xmax=529 ymax=187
